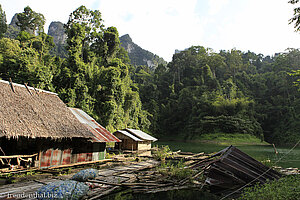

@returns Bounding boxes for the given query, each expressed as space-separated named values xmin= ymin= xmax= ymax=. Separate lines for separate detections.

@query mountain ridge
xmin=119 ymin=34 xmax=167 ymax=70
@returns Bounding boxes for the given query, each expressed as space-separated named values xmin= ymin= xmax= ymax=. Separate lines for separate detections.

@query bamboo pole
xmin=0 ymin=153 xmax=38 ymax=159
xmin=273 ymin=144 xmax=279 ymax=154
xmin=87 ymin=179 xmax=174 ymax=187
xmin=48 ymin=158 xmax=113 ymax=169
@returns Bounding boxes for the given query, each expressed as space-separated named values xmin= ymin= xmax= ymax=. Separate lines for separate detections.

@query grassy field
xmin=190 ymin=133 xmax=269 ymax=145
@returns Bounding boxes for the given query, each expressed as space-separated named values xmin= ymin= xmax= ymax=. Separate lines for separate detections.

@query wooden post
xmin=272 ymin=144 xmax=278 ymax=154
xmin=16 ymin=157 xmax=20 ymax=167
xmin=0 ymin=147 xmax=9 ymax=164
xmin=38 ymin=151 xmax=42 ymax=169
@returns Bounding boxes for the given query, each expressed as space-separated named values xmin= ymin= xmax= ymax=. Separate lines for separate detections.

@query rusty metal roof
xmin=69 ymin=108 xmax=121 ymax=143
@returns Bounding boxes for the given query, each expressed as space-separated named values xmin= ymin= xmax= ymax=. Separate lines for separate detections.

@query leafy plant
xmin=106 ymin=152 xmax=115 ymax=159
xmin=238 ymin=175 xmax=300 ymax=200
xmin=157 ymin=160 xmax=193 ymax=181
xmin=153 ymin=145 xmax=173 ymax=163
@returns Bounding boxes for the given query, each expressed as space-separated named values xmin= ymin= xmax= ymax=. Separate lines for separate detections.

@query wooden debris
xmin=204 ymin=146 xmax=282 ymax=191
xmin=48 ymin=158 xmax=113 ymax=169
xmin=2 ymin=147 xmax=280 ymax=199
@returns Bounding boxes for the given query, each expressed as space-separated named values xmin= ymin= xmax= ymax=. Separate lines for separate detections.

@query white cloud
xmin=208 ymin=0 xmax=229 ymax=15
xmin=96 ymin=0 xmax=205 ymax=61
xmin=202 ymin=0 xmax=300 ymax=56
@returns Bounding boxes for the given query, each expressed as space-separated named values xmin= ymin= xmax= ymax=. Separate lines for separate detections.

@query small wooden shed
xmin=113 ymin=128 xmax=157 ymax=155
xmin=0 ymin=79 xmax=120 ymax=171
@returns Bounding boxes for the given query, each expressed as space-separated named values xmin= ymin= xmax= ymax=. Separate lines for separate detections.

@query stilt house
xmin=0 ymin=80 xmax=120 ymax=171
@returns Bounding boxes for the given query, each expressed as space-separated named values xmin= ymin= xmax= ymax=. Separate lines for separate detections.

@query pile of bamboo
xmin=83 ymin=152 xmax=212 ymax=199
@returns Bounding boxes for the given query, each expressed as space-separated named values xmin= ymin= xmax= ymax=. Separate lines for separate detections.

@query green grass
xmin=238 ymin=175 xmax=300 ymax=200
xmin=191 ymin=133 xmax=269 ymax=146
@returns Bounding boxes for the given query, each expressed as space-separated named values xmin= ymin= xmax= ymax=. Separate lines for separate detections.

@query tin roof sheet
xmin=125 ymin=128 xmax=158 ymax=142
xmin=69 ymin=108 xmax=121 ymax=143
xmin=116 ymin=130 xmax=143 ymax=142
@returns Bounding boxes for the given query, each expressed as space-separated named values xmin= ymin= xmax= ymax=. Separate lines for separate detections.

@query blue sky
xmin=2 ymin=0 xmax=300 ymax=61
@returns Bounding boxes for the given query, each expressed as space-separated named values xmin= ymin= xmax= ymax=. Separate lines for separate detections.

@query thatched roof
xmin=0 ymin=80 xmax=94 ymax=139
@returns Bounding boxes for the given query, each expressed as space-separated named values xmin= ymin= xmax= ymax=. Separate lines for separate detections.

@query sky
xmin=1 ymin=0 xmax=300 ymax=61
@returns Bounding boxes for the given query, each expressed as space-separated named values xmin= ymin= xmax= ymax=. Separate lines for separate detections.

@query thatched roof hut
xmin=0 ymin=80 xmax=94 ymax=139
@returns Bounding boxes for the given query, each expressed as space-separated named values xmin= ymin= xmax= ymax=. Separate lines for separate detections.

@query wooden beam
xmin=38 ymin=151 xmax=42 ymax=169
xmin=16 ymin=157 xmax=20 ymax=167
xmin=0 ymin=153 xmax=38 ymax=159
xmin=48 ymin=159 xmax=113 ymax=169
xmin=87 ymin=179 xmax=173 ymax=187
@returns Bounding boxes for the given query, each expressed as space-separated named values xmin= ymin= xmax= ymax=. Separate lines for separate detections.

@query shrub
xmin=238 ymin=175 xmax=300 ymax=200
xmin=153 ymin=145 xmax=173 ymax=162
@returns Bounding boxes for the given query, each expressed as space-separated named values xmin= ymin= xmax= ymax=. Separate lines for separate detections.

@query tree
xmin=0 ymin=37 xmax=55 ymax=91
xmin=16 ymin=6 xmax=45 ymax=34
xmin=53 ymin=5 xmax=150 ymax=132
xmin=0 ymin=4 xmax=7 ymax=38
xmin=289 ymin=0 xmax=300 ymax=31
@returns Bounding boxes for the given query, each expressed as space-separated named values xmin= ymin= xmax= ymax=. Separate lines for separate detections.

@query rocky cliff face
xmin=120 ymin=34 xmax=166 ymax=70
xmin=9 ymin=14 xmax=19 ymax=28
xmin=4 ymin=14 xmax=20 ymax=39
xmin=47 ymin=21 xmax=67 ymax=45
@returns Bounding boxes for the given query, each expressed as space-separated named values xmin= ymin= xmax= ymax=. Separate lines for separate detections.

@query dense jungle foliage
xmin=1 ymin=4 xmax=300 ymax=145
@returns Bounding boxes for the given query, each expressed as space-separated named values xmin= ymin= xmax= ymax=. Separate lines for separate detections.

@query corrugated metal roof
xmin=69 ymin=108 xmax=121 ymax=143
xmin=125 ymin=128 xmax=158 ymax=142
xmin=116 ymin=130 xmax=143 ymax=142
xmin=114 ymin=129 xmax=157 ymax=142
xmin=204 ymin=146 xmax=282 ymax=191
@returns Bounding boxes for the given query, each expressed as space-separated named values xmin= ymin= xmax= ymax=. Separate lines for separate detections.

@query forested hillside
xmin=134 ymin=47 xmax=300 ymax=144
xmin=1 ymin=5 xmax=300 ymax=144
